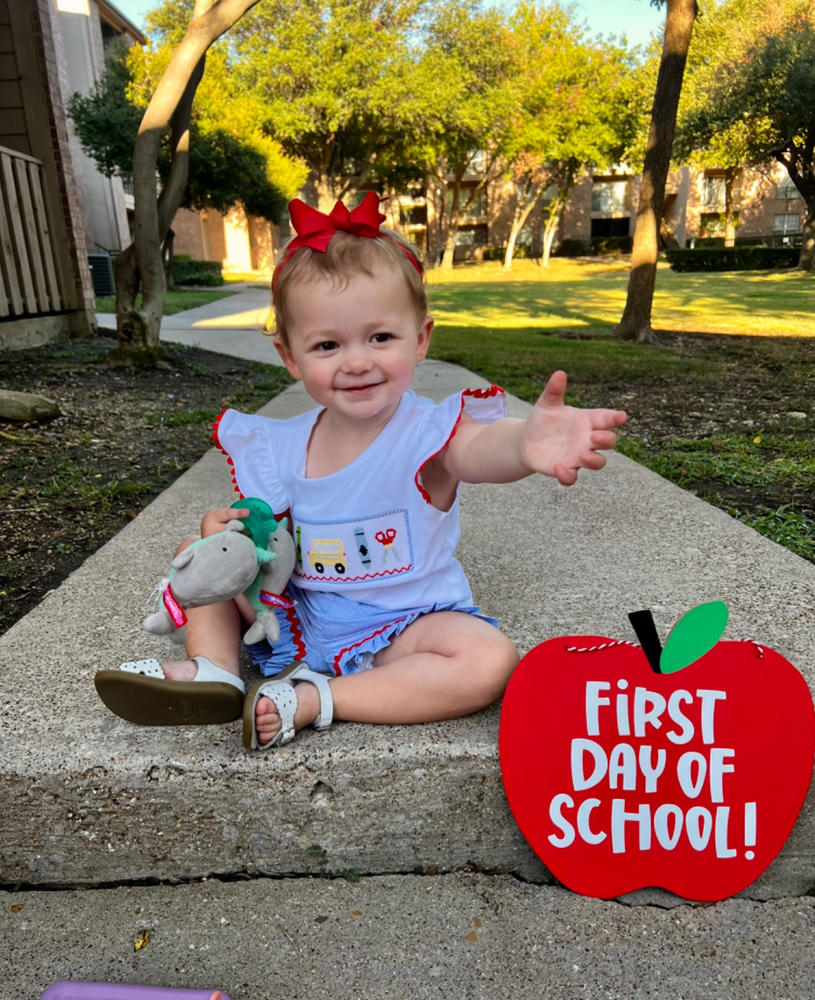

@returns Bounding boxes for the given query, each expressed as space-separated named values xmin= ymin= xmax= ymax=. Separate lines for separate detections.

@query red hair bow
xmin=274 ymin=191 xmax=422 ymax=284
xmin=287 ymin=191 xmax=386 ymax=253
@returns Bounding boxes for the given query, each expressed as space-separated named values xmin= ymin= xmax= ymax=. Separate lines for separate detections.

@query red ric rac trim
xmin=414 ymin=384 xmax=506 ymax=504
xmin=211 ymin=409 xmax=244 ymax=498
xmin=331 ymin=617 xmax=408 ymax=677
xmin=285 ymin=598 xmax=307 ymax=661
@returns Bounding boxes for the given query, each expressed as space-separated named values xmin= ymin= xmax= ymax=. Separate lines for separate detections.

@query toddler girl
xmin=96 ymin=193 xmax=626 ymax=750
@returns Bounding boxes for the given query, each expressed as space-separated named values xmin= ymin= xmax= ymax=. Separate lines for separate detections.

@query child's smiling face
xmin=275 ymin=266 xmax=433 ymax=426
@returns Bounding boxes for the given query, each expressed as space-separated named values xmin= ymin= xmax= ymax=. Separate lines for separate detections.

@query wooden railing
xmin=0 ymin=143 xmax=62 ymax=319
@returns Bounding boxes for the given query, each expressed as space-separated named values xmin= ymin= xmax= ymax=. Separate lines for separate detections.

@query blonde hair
xmin=272 ymin=229 xmax=426 ymax=345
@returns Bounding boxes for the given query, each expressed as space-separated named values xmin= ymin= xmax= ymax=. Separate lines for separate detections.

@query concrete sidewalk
xmin=96 ymin=283 xmax=283 ymax=365
xmin=1 ymin=299 xmax=814 ymax=998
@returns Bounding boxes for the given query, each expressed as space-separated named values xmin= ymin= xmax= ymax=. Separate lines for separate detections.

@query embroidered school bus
xmin=308 ymin=538 xmax=347 ymax=575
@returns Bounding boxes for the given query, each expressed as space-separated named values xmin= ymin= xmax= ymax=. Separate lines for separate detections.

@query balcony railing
xmin=0 ymin=144 xmax=63 ymax=319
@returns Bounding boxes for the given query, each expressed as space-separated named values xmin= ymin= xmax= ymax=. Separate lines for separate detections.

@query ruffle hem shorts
xmin=244 ymin=583 xmax=498 ymax=679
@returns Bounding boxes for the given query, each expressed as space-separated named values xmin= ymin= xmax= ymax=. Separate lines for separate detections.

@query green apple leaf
xmin=659 ymin=601 xmax=729 ymax=674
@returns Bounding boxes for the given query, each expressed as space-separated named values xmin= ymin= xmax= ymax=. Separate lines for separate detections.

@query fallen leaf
xmin=134 ymin=929 xmax=150 ymax=951
xmin=10 ymin=904 xmax=23 ymax=913
xmin=465 ymin=931 xmax=478 ymax=943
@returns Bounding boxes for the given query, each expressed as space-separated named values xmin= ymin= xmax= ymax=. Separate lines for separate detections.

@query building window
xmin=699 ymin=212 xmax=738 ymax=237
xmin=773 ymin=213 xmax=800 ymax=236
xmin=591 ymin=217 xmax=630 ymax=238
xmin=399 ymin=203 xmax=427 ymax=228
xmin=449 ymin=188 xmax=485 ymax=220
xmin=776 ymin=177 xmax=799 ymax=200
xmin=591 ymin=180 xmax=627 ymax=214
xmin=454 ymin=225 xmax=487 ymax=247
xmin=702 ymin=176 xmax=726 ymax=209
xmin=468 ymin=150 xmax=486 ymax=173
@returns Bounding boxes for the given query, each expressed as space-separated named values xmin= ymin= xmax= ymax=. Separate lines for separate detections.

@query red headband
xmin=273 ymin=191 xmax=423 ymax=286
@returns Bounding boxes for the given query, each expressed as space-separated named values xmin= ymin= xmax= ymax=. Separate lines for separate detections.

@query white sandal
xmin=242 ymin=661 xmax=334 ymax=750
xmin=94 ymin=656 xmax=245 ymax=726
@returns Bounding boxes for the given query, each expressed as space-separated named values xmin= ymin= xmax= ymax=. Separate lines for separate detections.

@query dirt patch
xmin=0 ymin=336 xmax=291 ymax=637
xmin=1 ymin=330 xmax=813 ymax=637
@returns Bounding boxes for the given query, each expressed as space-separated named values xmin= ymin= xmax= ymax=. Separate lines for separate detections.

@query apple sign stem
xmin=628 ymin=609 xmax=663 ymax=673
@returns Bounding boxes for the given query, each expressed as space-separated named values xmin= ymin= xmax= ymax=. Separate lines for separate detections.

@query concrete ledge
xmin=3 ymin=874 xmax=815 ymax=1000
xmin=1 ymin=361 xmax=813 ymax=899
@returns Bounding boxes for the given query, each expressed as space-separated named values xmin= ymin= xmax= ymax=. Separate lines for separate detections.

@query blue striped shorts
xmin=244 ymin=582 xmax=498 ymax=678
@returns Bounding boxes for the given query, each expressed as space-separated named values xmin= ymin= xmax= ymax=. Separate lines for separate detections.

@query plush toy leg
xmin=143 ymin=608 xmax=175 ymax=635
xmin=243 ymin=609 xmax=281 ymax=646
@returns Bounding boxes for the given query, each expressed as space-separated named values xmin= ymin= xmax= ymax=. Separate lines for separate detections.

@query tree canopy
xmin=676 ymin=0 xmax=815 ymax=268
xmin=69 ymin=9 xmax=304 ymax=223
xmin=498 ymin=2 xmax=642 ymax=267
xmin=227 ymin=0 xmax=437 ymax=208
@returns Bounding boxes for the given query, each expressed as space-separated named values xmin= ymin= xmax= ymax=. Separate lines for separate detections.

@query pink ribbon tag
xmin=260 ymin=591 xmax=294 ymax=610
xmin=162 ymin=584 xmax=187 ymax=628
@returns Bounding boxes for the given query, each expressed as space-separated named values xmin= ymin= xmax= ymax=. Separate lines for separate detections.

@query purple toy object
xmin=40 ymin=985 xmax=231 ymax=1000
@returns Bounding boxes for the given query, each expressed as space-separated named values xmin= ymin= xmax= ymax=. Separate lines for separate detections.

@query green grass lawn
xmin=94 ymin=288 xmax=236 ymax=316
xmin=426 ymin=258 xmax=815 ymax=562
xmin=93 ymin=265 xmax=814 ymax=561
xmin=426 ymin=258 xmax=815 ymax=338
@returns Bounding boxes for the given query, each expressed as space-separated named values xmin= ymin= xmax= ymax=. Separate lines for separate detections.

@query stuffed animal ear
xmin=171 ymin=548 xmax=195 ymax=570
xmin=226 ymin=519 xmax=246 ymax=532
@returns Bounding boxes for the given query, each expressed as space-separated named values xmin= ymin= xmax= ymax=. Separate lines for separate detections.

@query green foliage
xmin=95 ymin=288 xmax=234 ymax=313
xmin=617 ymin=434 xmax=815 ymax=492
xmin=230 ymin=0 xmax=436 ymax=199
xmin=665 ymin=247 xmax=800 ymax=271
xmin=169 ymin=258 xmax=223 ymax=286
xmin=504 ymin=4 xmax=642 ymax=172
xmin=676 ymin=0 xmax=815 ymax=208
xmin=69 ymin=11 xmax=304 ymax=221
xmin=729 ymin=505 xmax=815 ymax=561
xmin=146 ymin=409 xmax=219 ymax=427
xmin=67 ymin=40 xmax=142 ymax=179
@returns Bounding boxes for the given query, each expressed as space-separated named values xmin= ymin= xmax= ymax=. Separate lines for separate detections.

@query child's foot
xmin=255 ymin=681 xmax=321 ymax=744
xmin=161 ymin=658 xmax=217 ymax=682
xmin=243 ymin=663 xmax=334 ymax=750
xmin=94 ymin=656 xmax=245 ymax=726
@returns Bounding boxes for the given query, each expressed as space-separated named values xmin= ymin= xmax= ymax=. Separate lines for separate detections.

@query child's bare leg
xmin=254 ymin=611 xmax=518 ymax=744
xmin=161 ymin=596 xmax=245 ymax=681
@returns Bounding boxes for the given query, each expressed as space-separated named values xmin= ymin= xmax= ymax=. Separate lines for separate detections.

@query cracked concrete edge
xmin=1 ymin=360 xmax=814 ymax=897
xmin=3 ymin=873 xmax=815 ymax=1000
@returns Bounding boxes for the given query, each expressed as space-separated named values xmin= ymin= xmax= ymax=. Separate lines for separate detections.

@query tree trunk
xmin=439 ymin=173 xmax=463 ymax=271
xmin=541 ymin=209 xmax=561 ymax=267
xmin=539 ymin=187 xmax=569 ymax=268
xmin=799 ymin=203 xmax=815 ymax=271
xmin=502 ymin=193 xmax=536 ymax=270
xmin=116 ymin=0 xmax=261 ymax=361
xmin=614 ymin=0 xmax=697 ymax=343
xmin=718 ymin=167 xmax=739 ymax=247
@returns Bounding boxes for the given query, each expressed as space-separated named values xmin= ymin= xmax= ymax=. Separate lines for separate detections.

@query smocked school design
xmin=213 ymin=386 xmax=506 ymax=675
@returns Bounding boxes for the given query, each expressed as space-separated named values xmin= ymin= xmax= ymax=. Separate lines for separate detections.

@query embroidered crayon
xmin=354 ymin=526 xmax=371 ymax=566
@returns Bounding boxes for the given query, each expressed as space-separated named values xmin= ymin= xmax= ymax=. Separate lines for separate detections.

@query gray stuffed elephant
xmin=143 ymin=515 xmax=295 ymax=646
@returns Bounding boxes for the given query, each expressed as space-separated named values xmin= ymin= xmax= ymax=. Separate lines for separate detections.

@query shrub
xmin=556 ymin=238 xmax=591 ymax=257
xmin=665 ymin=247 xmax=800 ymax=272
xmin=591 ymin=235 xmax=632 ymax=254
xmin=170 ymin=257 xmax=224 ymax=286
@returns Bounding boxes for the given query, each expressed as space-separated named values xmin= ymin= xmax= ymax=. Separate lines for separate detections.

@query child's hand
xmin=521 ymin=371 xmax=627 ymax=486
xmin=200 ymin=506 xmax=249 ymax=537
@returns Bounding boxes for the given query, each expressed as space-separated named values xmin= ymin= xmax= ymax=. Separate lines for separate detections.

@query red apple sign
xmin=499 ymin=603 xmax=815 ymax=901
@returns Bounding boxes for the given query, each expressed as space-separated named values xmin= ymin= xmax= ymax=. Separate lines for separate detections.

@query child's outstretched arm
xmin=442 ymin=370 xmax=627 ymax=487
